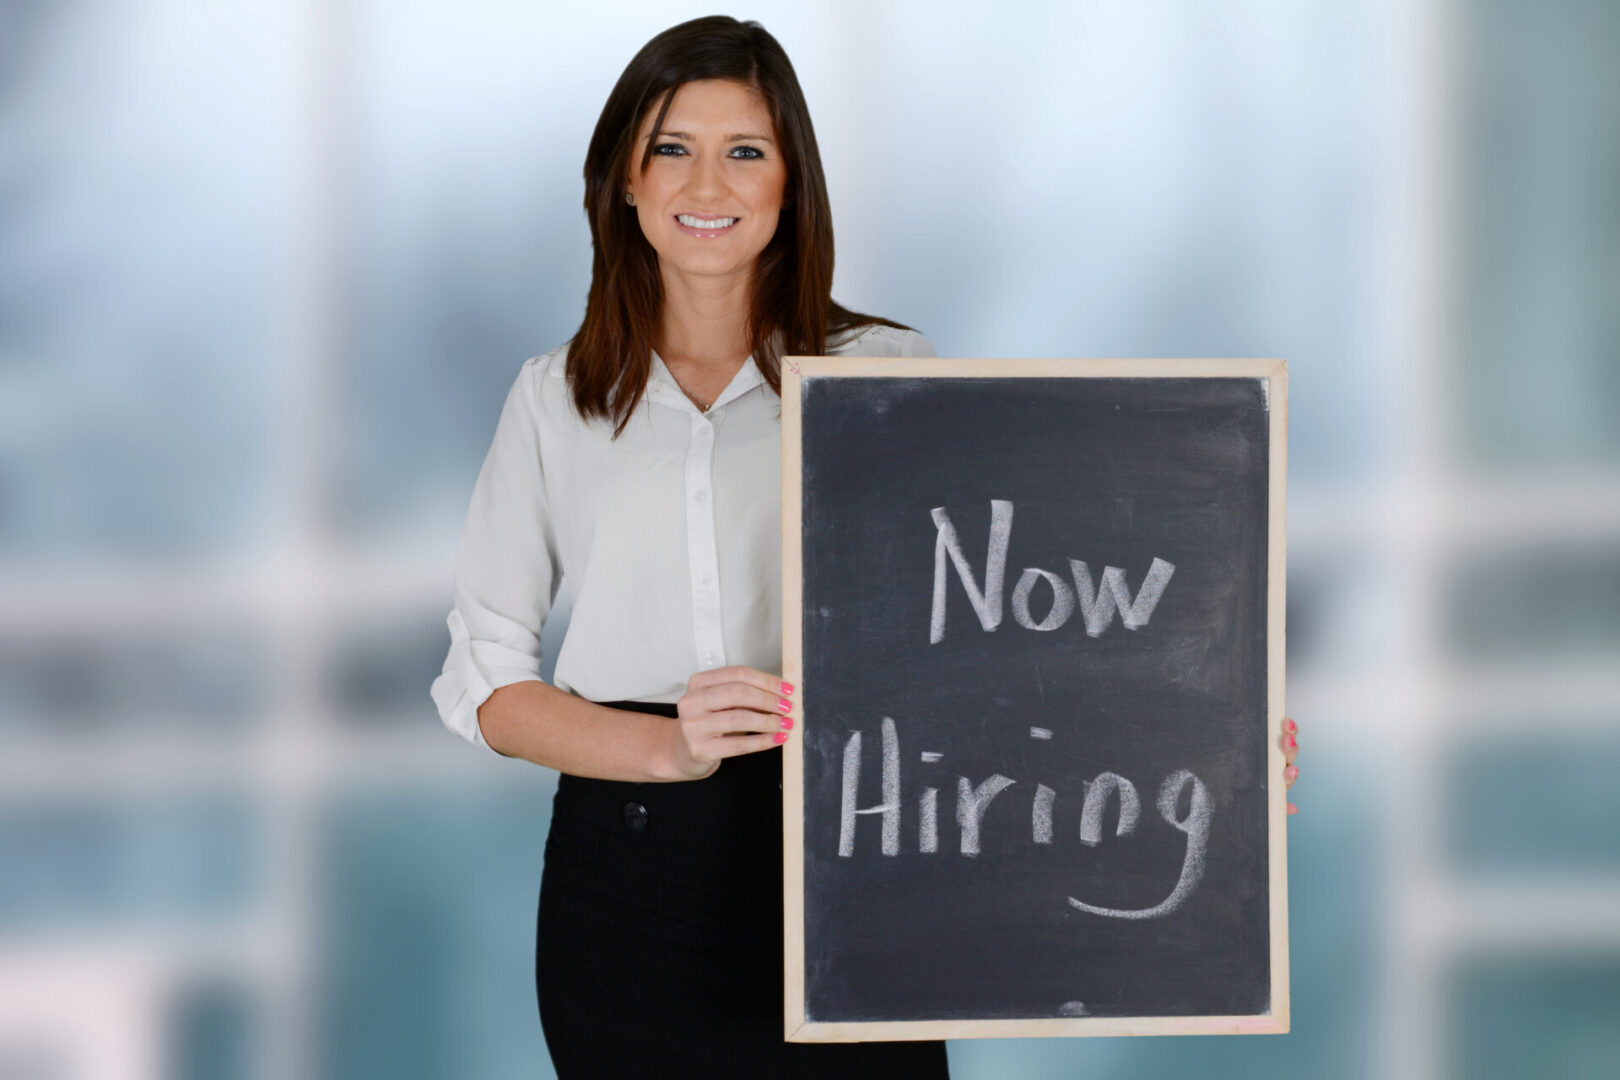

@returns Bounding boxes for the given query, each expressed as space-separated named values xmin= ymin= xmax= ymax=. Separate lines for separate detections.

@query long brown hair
xmin=568 ymin=15 xmax=911 ymax=437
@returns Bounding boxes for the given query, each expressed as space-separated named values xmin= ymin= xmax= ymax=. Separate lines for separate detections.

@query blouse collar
xmin=648 ymin=348 xmax=767 ymax=415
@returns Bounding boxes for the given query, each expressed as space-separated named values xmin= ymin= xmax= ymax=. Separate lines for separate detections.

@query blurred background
xmin=1 ymin=0 xmax=1616 ymax=1077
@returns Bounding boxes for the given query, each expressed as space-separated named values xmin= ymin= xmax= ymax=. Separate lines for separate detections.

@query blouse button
xmin=622 ymin=802 xmax=648 ymax=832
xmin=694 ymin=490 xmax=708 ymax=503
xmin=698 ymin=573 xmax=712 ymax=585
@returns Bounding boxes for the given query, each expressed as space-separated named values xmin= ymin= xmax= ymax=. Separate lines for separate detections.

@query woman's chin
xmin=657 ymin=252 xmax=763 ymax=283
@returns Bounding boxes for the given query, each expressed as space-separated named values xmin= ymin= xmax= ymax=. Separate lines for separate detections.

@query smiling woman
xmin=428 ymin=13 xmax=949 ymax=1080
xmin=632 ymin=80 xmax=783 ymax=244
xmin=562 ymin=16 xmax=917 ymax=437
xmin=623 ymin=78 xmax=791 ymax=405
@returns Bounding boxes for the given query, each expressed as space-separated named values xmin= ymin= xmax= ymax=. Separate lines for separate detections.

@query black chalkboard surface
xmin=780 ymin=358 xmax=1288 ymax=1041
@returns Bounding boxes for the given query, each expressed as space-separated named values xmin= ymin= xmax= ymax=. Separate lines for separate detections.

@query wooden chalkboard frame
xmin=780 ymin=357 xmax=1289 ymax=1041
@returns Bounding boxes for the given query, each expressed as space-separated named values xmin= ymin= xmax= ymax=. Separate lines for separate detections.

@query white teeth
xmin=677 ymin=214 xmax=736 ymax=229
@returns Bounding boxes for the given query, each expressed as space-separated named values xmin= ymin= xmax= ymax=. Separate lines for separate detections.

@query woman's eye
xmin=652 ymin=143 xmax=764 ymax=160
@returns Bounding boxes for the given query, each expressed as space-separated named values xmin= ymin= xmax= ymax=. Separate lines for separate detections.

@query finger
xmin=686 ymin=683 xmax=780 ymax=725
xmin=720 ymin=665 xmax=793 ymax=698
xmin=708 ymin=730 xmax=789 ymax=759
xmin=688 ymin=667 xmax=794 ymax=716
xmin=687 ymin=664 xmax=775 ymax=694
xmin=1284 ymin=763 xmax=1298 ymax=789
xmin=701 ymin=679 xmax=792 ymax=719
xmin=692 ymin=707 xmax=787 ymax=739
xmin=682 ymin=681 xmax=761 ymax=719
xmin=1279 ymin=731 xmax=1297 ymax=766
xmin=1287 ymin=802 xmax=1298 ymax=815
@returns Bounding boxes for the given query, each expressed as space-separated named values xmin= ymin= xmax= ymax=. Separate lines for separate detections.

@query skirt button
xmin=622 ymin=801 xmax=649 ymax=832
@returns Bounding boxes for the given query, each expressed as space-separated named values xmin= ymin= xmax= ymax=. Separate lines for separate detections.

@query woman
xmin=430 ymin=15 xmax=951 ymax=1077
xmin=431 ymin=14 xmax=1301 ymax=1078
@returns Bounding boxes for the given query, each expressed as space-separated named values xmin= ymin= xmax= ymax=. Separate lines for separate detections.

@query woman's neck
xmin=655 ymin=266 xmax=753 ymax=371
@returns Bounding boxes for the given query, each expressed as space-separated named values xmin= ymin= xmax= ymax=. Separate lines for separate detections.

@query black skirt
xmin=535 ymin=699 xmax=950 ymax=1079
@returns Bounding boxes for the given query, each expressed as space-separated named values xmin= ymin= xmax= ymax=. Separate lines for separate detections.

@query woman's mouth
xmin=675 ymin=214 xmax=738 ymax=236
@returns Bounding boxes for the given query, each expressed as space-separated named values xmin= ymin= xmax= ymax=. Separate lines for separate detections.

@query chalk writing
xmin=838 ymin=716 xmax=899 ymax=857
xmin=1067 ymin=770 xmax=1211 ymax=920
xmin=930 ymin=501 xmax=1175 ymax=642
xmin=836 ymin=717 xmax=1212 ymax=920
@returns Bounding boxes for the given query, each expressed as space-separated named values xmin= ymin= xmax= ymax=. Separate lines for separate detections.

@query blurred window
xmin=0 ymin=796 xmax=258 ymax=932
xmin=1448 ymin=957 xmax=1620 ymax=1079
xmin=1446 ymin=730 xmax=1620 ymax=874
xmin=0 ymin=625 xmax=267 ymax=736
xmin=1447 ymin=545 xmax=1620 ymax=661
xmin=1458 ymin=0 xmax=1620 ymax=470
xmin=317 ymin=786 xmax=553 ymax=1079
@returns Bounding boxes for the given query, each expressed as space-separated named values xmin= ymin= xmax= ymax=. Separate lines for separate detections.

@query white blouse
xmin=430 ymin=323 xmax=937 ymax=752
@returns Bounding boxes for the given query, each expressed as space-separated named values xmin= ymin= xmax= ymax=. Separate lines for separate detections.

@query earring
xmin=625 ymin=192 xmax=635 ymax=206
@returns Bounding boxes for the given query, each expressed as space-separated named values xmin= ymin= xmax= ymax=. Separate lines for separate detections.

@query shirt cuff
xmin=430 ymin=608 xmax=546 ymax=753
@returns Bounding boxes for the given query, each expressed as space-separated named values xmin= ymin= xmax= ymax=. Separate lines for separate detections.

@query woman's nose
xmin=686 ymin=150 xmax=726 ymax=200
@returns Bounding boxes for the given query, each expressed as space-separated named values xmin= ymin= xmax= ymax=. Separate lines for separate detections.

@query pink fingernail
xmin=773 ymin=732 xmax=788 ymax=744
xmin=1284 ymin=735 xmax=1296 ymax=749
xmin=1284 ymin=718 xmax=1297 ymax=734
xmin=777 ymin=698 xmax=791 ymax=713
xmin=780 ymin=716 xmax=794 ymax=731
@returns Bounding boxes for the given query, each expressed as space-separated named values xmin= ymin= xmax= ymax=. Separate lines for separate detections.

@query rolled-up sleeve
xmin=430 ymin=358 xmax=562 ymax=752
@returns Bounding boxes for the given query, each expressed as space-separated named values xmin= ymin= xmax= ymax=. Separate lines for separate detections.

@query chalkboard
xmin=780 ymin=358 xmax=1288 ymax=1041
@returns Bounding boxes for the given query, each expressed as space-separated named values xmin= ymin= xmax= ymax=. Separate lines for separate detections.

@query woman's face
xmin=625 ymin=78 xmax=789 ymax=287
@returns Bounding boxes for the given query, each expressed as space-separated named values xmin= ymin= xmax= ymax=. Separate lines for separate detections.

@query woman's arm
xmin=431 ymin=357 xmax=564 ymax=752
xmin=478 ymin=666 xmax=795 ymax=781
xmin=477 ymin=680 xmax=675 ymax=778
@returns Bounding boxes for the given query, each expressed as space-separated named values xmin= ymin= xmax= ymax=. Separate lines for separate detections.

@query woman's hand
xmin=1280 ymin=716 xmax=1300 ymax=815
xmin=664 ymin=665 xmax=795 ymax=781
